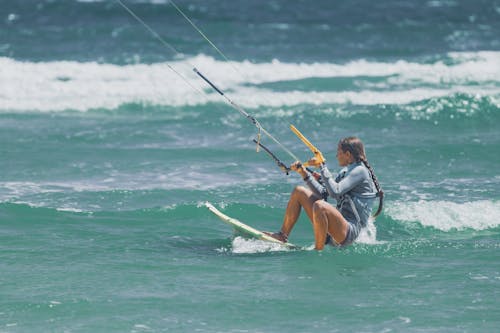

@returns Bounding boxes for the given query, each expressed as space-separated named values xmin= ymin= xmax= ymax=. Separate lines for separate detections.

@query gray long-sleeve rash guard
xmin=304 ymin=162 xmax=377 ymax=227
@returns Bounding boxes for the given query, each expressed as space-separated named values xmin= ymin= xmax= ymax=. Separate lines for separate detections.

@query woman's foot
xmin=263 ymin=230 xmax=288 ymax=243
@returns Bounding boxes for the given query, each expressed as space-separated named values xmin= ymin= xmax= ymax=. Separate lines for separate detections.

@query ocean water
xmin=1 ymin=0 xmax=500 ymax=332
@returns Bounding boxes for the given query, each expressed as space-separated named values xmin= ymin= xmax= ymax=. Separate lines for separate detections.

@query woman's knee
xmin=293 ymin=185 xmax=308 ymax=193
xmin=291 ymin=185 xmax=309 ymax=199
xmin=312 ymin=200 xmax=328 ymax=213
xmin=312 ymin=201 xmax=342 ymax=221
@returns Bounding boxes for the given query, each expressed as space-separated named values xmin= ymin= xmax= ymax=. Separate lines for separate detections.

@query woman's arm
xmin=291 ymin=162 xmax=327 ymax=198
xmin=304 ymin=171 xmax=328 ymax=199
xmin=320 ymin=163 xmax=367 ymax=199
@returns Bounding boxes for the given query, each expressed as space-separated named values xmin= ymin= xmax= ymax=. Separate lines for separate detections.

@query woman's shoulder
xmin=349 ymin=162 xmax=371 ymax=178
xmin=348 ymin=162 xmax=368 ymax=172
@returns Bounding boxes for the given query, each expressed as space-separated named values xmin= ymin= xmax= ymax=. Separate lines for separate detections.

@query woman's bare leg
xmin=280 ymin=186 xmax=321 ymax=236
xmin=312 ymin=200 xmax=349 ymax=250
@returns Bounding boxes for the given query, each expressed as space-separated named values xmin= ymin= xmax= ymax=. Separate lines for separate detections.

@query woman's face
xmin=336 ymin=145 xmax=353 ymax=166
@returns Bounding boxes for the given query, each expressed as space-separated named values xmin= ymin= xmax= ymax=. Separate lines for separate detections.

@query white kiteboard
xmin=205 ymin=202 xmax=298 ymax=249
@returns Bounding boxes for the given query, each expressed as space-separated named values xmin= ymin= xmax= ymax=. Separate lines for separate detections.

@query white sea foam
xmin=0 ymin=171 xmax=269 ymax=204
xmin=386 ymin=200 xmax=500 ymax=231
xmin=356 ymin=218 xmax=382 ymax=245
xmin=231 ymin=236 xmax=293 ymax=253
xmin=1 ymin=51 xmax=499 ymax=112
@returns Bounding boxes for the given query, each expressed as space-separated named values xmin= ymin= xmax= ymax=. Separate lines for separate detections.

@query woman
xmin=267 ymin=137 xmax=383 ymax=250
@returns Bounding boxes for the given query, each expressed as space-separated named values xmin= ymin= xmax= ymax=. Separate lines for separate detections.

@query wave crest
xmin=386 ymin=200 xmax=500 ymax=231
xmin=1 ymin=51 xmax=499 ymax=112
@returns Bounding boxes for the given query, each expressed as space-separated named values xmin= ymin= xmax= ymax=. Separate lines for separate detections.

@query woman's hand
xmin=290 ymin=161 xmax=307 ymax=178
xmin=306 ymin=157 xmax=323 ymax=168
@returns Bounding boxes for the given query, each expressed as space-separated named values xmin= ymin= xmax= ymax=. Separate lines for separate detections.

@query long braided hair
xmin=339 ymin=137 xmax=384 ymax=218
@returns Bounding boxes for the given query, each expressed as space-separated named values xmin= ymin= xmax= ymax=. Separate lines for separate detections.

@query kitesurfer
xmin=266 ymin=137 xmax=383 ymax=250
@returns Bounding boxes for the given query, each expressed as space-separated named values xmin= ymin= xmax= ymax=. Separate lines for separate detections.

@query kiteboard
xmin=205 ymin=202 xmax=298 ymax=249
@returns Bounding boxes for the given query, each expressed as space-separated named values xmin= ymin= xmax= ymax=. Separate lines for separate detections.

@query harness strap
xmin=339 ymin=194 xmax=361 ymax=225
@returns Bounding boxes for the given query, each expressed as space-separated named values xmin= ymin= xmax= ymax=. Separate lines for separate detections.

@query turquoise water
xmin=1 ymin=0 xmax=500 ymax=332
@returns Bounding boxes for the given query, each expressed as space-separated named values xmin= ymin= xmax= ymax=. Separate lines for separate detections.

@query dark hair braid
xmin=361 ymin=159 xmax=384 ymax=218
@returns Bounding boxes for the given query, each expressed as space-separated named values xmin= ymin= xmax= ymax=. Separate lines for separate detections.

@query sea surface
xmin=1 ymin=0 xmax=500 ymax=332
